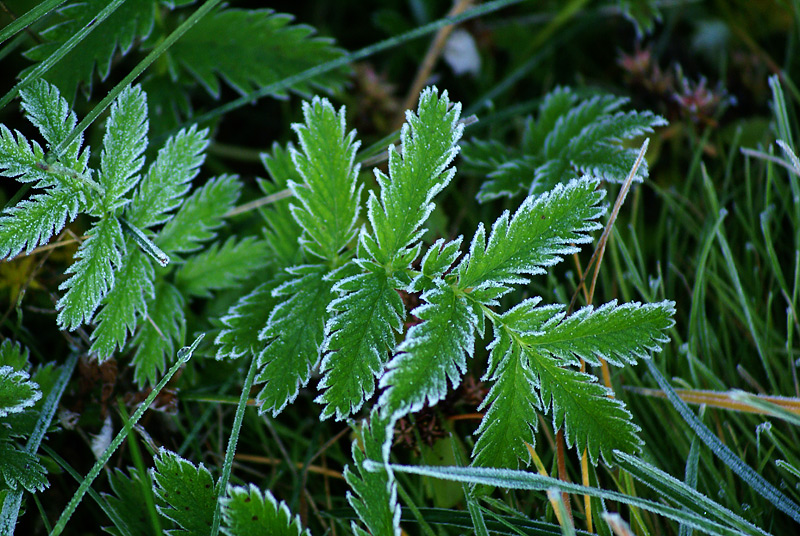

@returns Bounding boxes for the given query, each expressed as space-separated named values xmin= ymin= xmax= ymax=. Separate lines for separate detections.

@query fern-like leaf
xmin=463 ymin=87 xmax=666 ymax=201
xmin=457 ymin=177 xmax=605 ymax=299
xmin=90 ymin=248 xmax=154 ymax=359
xmin=289 ymin=97 xmax=362 ymax=261
xmin=24 ymin=0 xmax=156 ymax=98
xmin=175 ymin=236 xmax=269 ymax=298
xmin=474 ymin=297 xmax=675 ymax=466
xmin=152 ymin=448 xmax=218 ymax=536
xmin=131 ymin=280 xmax=185 ymax=386
xmin=99 ymin=84 xmax=148 ymax=207
xmin=57 ymin=215 xmax=126 ymax=330
xmin=255 ymin=265 xmax=333 ymax=415
xmin=220 ymin=485 xmax=311 ymax=536
xmin=379 ymin=282 xmax=478 ymax=418
xmin=363 ymin=87 xmax=462 ymax=268
xmin=471 ymin=330 xmax=543 ymax=469
xmin=0 ymin=188 xmax=83 ymax=260
xmin=156 ymin=174 xmax=241 ymax=256
xmin=316 ymin=266 xmax=405 ymax=420
xmin=126 ymin=125 xmax=209 ymax=230
xmin=19 ymin=79 xmax=84 ymax=162
xmin=521 ymin=300 xmax=676 ymax=367
xmin=167 ymin=8 xmax=346 ymax=99
xmin=345 ymin=409 xmax=400 ymax=536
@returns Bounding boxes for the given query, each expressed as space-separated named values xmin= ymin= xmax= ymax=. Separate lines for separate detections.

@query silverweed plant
xmin=1 ymin=2 xmax=799 ymax=536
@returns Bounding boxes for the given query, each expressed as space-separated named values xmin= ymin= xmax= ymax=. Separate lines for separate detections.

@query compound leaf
xmin=102 ymin=467 xmax=155 ymax=536
xmin=345 ymin=410 xmax=400 ymax=536
xmin=24 ymin=0 xmax=156 ymax=99
xmin=463 ymin=87 xmax=665 ymax=200
xmin=215 ymin=280 xmax=284 ymax=361
xmin=99 ymin=84 xmax=149 ymax=207
xmin=521 ymin=300 xmax=676 ymax=367
xmin=156 ymin=174 xmax=240 ymax=256
xmin=90 ymin=248 xmax=154 ymax=359
xmin=0 ymin=442 xmax=48 ymax=492
xmin=471 ymin=331 xmax=541 ymax=469
xmin=0 ymin=366 xmax=41 ymax=419
xmin=131 ymin=280 xmax=185 ymax=386
xmin=0 ymin=188 xmax=83 ymax=260
xmin=126 ymin=125 xmax=209 ymax=230
xmin=530 ymin=347 xmax=641 ymax=464
xmin=220 ymin=485 xmax=311 ymax=536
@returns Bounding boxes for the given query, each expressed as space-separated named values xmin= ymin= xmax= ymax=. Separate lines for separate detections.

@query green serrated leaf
xmin=18 ymin=79 xmax=84 ymax=162
xmin=90 ymin=248 xmax=154 ymax=360
xmin=471 ymin=331 xmax=541 ymax=469
xmin=520 ymin=300 xmax=676 ymax=367
xmin=380 ymin=281 xmax=477 ymax=418
xmin=0 ymin=125 xmax=49 ymax=186
xmin=255 ymin=264 xmax=333 ymax=416
xmin=99 ymin=84 xmax=148 ymax=206
xmin=175 ymin=236 xmax=269 ymax=298
xmin=126 ymin=125 xmax=209 ymax=230
xmin=152 ymin=448 xmax=218 ymax=536
xmin=23 ymin=0 xmax=156 ymax=99
xmin=531 ymin=347 xmax=641 ymax=464
xmin=167 ymin=8 xmax=347 ymax=99
xmin=220 ymin=484 xmax=311 ymax=536
xmin=57 ymin=215 xmax=126 ymax=330
xmin=364 ymin=86 xmax=463 ymax=268
xmin=156 ymin=174 xmax=240 ymax=256
xmin=0 ymin=188 xmax=84 ymax=260
xmin=0 ymin=366 xmax=41 ymax=418
xmin=316 ymin=267 xmax=404 ymax=420
xmin=289 ymin=96 xmax=362 ymax=261
xmin=345 ymin=409 xmax=400 ymax=536
xmin=131 ymin=280 xmax=185 ymax=386
xmin=457 ymin=177 xmax=605 ymax=297
xmin=0 ymin=442 xmax=48 ymax=492
xmin=215 ymin=279 xmax=284 ymax=361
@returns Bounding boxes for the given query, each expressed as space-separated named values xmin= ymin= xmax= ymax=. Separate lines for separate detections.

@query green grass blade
xmin=645 ymin=359 xmax=800 ymax=525
xmin=0 ymin=0 xmax=68 ymax=48
xmin=210 ymin=354 xmax=259 ymax=536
